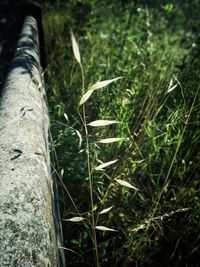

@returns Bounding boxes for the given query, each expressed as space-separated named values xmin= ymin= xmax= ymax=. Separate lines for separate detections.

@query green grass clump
xmin=43 ymin=1 xmax=200 ymax=266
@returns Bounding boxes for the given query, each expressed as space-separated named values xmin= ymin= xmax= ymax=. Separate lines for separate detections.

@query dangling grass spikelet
xmin=70 ymin=30 xmax=81 ymax=64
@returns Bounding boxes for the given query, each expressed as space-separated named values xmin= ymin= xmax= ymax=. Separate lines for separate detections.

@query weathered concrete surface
xmin=0 ymin=16 xmax=57 ymax=266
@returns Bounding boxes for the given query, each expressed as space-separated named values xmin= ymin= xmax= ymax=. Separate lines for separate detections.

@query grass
xmin=43 ymin=1 xmax=200 ymax=266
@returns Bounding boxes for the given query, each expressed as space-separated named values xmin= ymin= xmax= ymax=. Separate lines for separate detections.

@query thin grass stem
xmin=79 ymin=62 xmax=99 ymax=267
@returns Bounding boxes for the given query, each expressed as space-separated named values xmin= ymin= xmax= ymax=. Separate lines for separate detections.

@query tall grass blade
xmin=169 ymin=78 xmax=173 ymax=88
xmin=167 ymin=84 xmax=178 ymax=93
xmin=116 ymin=179 xmax=139 ymax=190
xmin=95 ymin=226 xmax=117 ymax=232
xmin=90 ymin=77 xmax=122 ymax=90
xmin=59 ymin=246 xmax=82 ymax=257
xmin=97 ymin=138 xmax=124 ymax=144
xmin=64 ymin=113 xmax=69 ymax=122
xmin=167 ymin=78 xmax=178 ymax=93
xmin=99 ymin=206 xmax=113 ymax=215
xmin=79 ymin=89 xmax=95 ymax=106
xmin=70 ymin=31 xmax=81 ymax=64
xmin=95 ymin=159 xmax=118 ymax=171
xmin=61 ymin=168 xmax=64 ymax=178
xmin=64 ymin=217 xmax=84 ymax=222
xmin=75 ymin=129 xmax=82 ymax=148
xmin=87 ymin=120 xmax=119 ymax=127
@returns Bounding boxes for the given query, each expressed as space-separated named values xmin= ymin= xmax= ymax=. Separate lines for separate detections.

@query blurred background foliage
xmin=42 ymin=0 xmax=200 ymax=266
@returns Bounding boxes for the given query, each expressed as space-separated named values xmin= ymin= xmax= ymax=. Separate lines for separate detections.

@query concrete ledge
xmin=0 ymin=16 xmax=57 ymax=266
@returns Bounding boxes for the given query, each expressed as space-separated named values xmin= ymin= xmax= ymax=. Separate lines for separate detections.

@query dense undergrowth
xmin=43 ymin=1 xmax=200 ymax=266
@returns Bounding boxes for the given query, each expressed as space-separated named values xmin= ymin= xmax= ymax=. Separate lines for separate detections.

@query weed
xmin=43 ymin=1 xmax=200 ymax=266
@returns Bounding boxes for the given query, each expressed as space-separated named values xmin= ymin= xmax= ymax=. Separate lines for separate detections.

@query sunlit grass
xmin=43 ymin=1 xmax=200 ymax=266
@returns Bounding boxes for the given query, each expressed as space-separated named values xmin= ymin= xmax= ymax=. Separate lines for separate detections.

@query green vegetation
xmin=43 ymin=1 xmax=200 ymax=266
